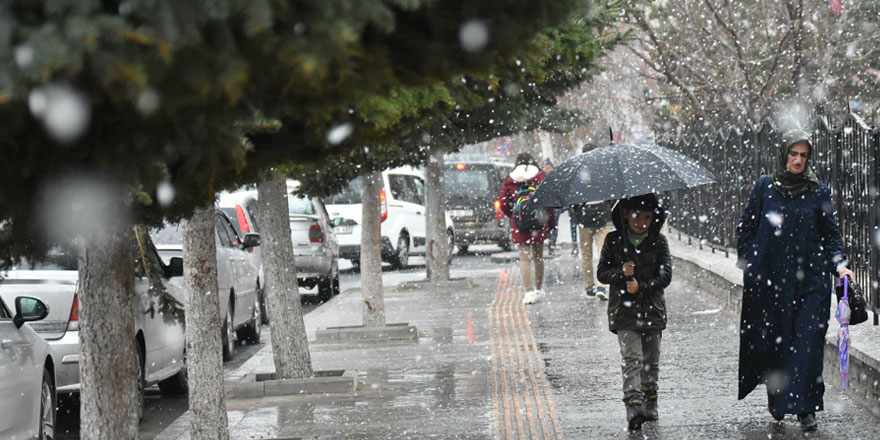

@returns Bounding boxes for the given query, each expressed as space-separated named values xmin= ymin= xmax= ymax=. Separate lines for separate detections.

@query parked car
xmin=325 ymin=167 xmax=456 ymax=269
xmin=444 ymin=161 xmax=514 ymax=253
xmin=285 ymin=181 xmax=340 ymax=302
xmin=218 ymin=190 xmax=267 ymax=321
xmin=0 ymin=295 xmax=55 ymax=440
xmin=219 ymin=182 xmax=341 ymax=302
xmin=151 ymin=210 xmax=262 ymax=361
xmin=0 ymin=231 xmax=187 ymax=423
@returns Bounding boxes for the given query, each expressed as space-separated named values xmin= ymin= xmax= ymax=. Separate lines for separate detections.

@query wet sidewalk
xmin=157 ymin=237 xmax=880 ymax=439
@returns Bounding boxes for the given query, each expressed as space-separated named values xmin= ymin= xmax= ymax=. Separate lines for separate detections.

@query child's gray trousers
xmin=617 ymin=329 xmax=662 ymax=401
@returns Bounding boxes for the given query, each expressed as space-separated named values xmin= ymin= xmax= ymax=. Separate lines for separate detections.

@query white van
xmin=324 ymin=167 xmax=455 ymax=269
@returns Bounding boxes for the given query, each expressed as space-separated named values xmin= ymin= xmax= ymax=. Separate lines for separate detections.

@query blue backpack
xmin=512 ymin=183 xmax=548 ymax=231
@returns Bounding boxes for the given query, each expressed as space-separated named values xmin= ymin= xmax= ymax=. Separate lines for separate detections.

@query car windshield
xmin=11 ymin=247 xmax=77 ymax=271
xmin=151 ymin=222 xmax=184 ymax=245
xmin=444 ymin=168 xmax=492 ymax=198
xmin=324 ymin=179 xmax=365 ymax=205
xmin=288 ymin=193 xmax=316 ymax=215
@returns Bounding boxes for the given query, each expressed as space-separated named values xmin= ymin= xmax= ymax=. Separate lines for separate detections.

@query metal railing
xmin=660 ymin=112 xmax=880 ymax=321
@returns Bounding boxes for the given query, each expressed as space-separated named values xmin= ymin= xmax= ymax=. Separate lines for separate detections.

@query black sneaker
xmin=767 ymin=394 xmax=784 ymax=421
xmin=797 ymin=412 xmax=817 ymax=432
xmin=625 ymin=397 xmax=646 ymax=430
xmin=584 ymin=288 xmax=596 ymax=297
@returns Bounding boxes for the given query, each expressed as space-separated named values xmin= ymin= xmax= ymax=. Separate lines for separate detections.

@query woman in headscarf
xmin=499 ymin=152 xmax=556 ymax=304
xmin=736 ymin=128 xmax=855 ymax=432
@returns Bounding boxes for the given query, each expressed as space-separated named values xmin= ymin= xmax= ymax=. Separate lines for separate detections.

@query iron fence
xmin=661 ymin=113 xmax=880 ymax=321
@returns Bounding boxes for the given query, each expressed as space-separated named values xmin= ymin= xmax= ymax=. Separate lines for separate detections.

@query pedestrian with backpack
xmin=499 ymin=152 xmax=556 ymax=305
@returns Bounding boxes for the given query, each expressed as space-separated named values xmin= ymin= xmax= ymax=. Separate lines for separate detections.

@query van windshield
xmin=444 ymin=168 xmax=492 ymax=198
xmin=324 ymin=179 xmax=364 ymax=205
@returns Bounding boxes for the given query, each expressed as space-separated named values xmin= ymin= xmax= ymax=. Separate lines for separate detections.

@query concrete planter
xmin=225 ymin=369 xmax=356 ymax=399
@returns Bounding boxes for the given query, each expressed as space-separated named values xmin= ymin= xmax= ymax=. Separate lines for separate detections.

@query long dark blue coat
xmin=736 ymin=176 xmax=847 ymax=414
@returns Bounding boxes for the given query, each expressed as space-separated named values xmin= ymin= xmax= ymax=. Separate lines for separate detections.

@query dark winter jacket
xmin=596 ymin=194 xmax=672 ymax=333
xmin=499 ymin=165 xmax=556 ymax=245
xmin=572 ymin=201 xmax=613 ymax=228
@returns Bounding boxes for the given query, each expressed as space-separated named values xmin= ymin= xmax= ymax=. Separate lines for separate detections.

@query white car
xmin=0 ymin=234 xmax=188 ymax=421
xmin=151 ymin=210 xmax=262 ymax=361
xmin=325 ymin=167 xmax=456 ymax=269
xmin=0 ymin=295 xmax=55 ymax=440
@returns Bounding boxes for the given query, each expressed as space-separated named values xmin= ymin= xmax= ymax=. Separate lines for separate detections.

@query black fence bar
xmin=660 ymin=112 xmax=880 ymax=319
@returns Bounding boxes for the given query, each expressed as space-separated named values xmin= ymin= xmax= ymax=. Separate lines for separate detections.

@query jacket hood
xmin=611 ymin=193 xmax=667 ymax=236
xmin=509 ymin=164 xmax=540 ymax=182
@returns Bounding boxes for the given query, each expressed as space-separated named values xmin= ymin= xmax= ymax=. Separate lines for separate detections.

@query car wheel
xmin=39 ymin=367 xmax=56 ymax=440
xmin=446 ymin=229 xmax=455 ymax=263
xmin=237 ymin=288 xmax=262 ymax=344
xmin=458 ymin=244 xmax=470 ymax=255
xmin=258 ymin=282 xmax=269 ymax=325
xmin=350 ymin=259 xmax=360 ymax=271
xmin=158 ymin=350 xmax=189 ymax=395
xmin=221 ymin=298 xmax=236 ymax=361
xmin=392 ymin=234 xmax=409 ymax=269
xmin=136 ymin=344 xmax=145 ymax=422
xmin=332 ymin=273 xmax=341 ymax=296
xmin=499 ymin=240 xmax=512 ymax=252
xmin=317 ymin=276 xmax=333 ymax=302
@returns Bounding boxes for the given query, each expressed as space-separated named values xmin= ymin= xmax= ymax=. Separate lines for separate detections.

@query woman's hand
xmin=838 ymin=266 xmax=855 ymax=281
xmin=626 ymin=278 xmax=639 ymax=294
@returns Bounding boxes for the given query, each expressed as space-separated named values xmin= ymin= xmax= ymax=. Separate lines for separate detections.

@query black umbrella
xmin=531 ymin=143 xmax=716 ymax=208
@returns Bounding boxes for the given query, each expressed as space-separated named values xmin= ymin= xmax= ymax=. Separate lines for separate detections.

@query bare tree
xmin=182 ymin=207 xmax=229 ymax=440
xmin=256 ymin=177 xmax=313 ymax=378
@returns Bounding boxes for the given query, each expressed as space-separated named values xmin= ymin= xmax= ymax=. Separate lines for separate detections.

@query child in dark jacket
xmin=597 ymin=193 xmax=672 ymax=431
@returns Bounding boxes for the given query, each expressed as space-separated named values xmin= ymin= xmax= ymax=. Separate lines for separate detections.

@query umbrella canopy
xmin=531 ymin=143 xmax=716 ymax=208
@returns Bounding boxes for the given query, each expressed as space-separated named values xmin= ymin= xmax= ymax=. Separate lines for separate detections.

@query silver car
xmin=0 ymin=234 xmax=188 ymax=419
xmin=221 ymin=184 xmax=340 ymax=303
xmin=0 ymin=294 xmax=56 ymax=439
xmin=151 ymin=209 xmax=262 ymax=361
xmin=287 ymin=180 xmax=340 ymax=302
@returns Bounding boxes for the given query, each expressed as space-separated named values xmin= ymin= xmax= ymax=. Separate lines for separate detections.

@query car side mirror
xmin=13 ymin=296 xmax=49 ymax=329
xmin=242 ymin=233 xmax=261 ymax=249
xmin=169 ymin=257 xmax=184 ymax=278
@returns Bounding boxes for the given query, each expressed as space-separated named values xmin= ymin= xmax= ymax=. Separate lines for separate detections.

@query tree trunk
xmin=360 ymin=172 xmax=386 ymax=327
xmin=256 ymin=177 xmax=313 ymax=378
xmin=78 ymin=226 xmax=139 ymax=439
xmin=183 ymin=207 xmax=229 ymax=440
xmin=425 ymin=148 xmax=451 ymax=281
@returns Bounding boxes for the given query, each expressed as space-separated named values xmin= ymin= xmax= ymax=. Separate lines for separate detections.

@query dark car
xmin=444 ymin=161 xmax=513 ymax=253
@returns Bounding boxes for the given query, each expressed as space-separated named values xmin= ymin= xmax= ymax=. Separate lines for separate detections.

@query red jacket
xmin=499 ymin=168 xmax=556 ymax=245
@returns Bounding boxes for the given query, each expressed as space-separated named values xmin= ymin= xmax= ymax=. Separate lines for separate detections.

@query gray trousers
xmin=617 ymin=329 xmax=662 ymax=401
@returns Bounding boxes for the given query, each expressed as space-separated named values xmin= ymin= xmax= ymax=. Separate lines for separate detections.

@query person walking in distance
xmin=736 ymin=129 xmax=854 ymax=432
xmin=499 ymin=152 xmax=556 ymax=305
xmin=597 ymin=194 xmax=672 ymax=430
xmin=573 ymin=143 xmax=613 ymax=300
xmin=543 ymin=159 xmax=558 ymax=255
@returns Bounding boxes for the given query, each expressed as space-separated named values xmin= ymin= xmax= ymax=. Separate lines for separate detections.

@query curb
xmin=314 ymin=322 xmax=419 ymax=343
xmin=225 ymin=369 xmax=357 ymax=399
